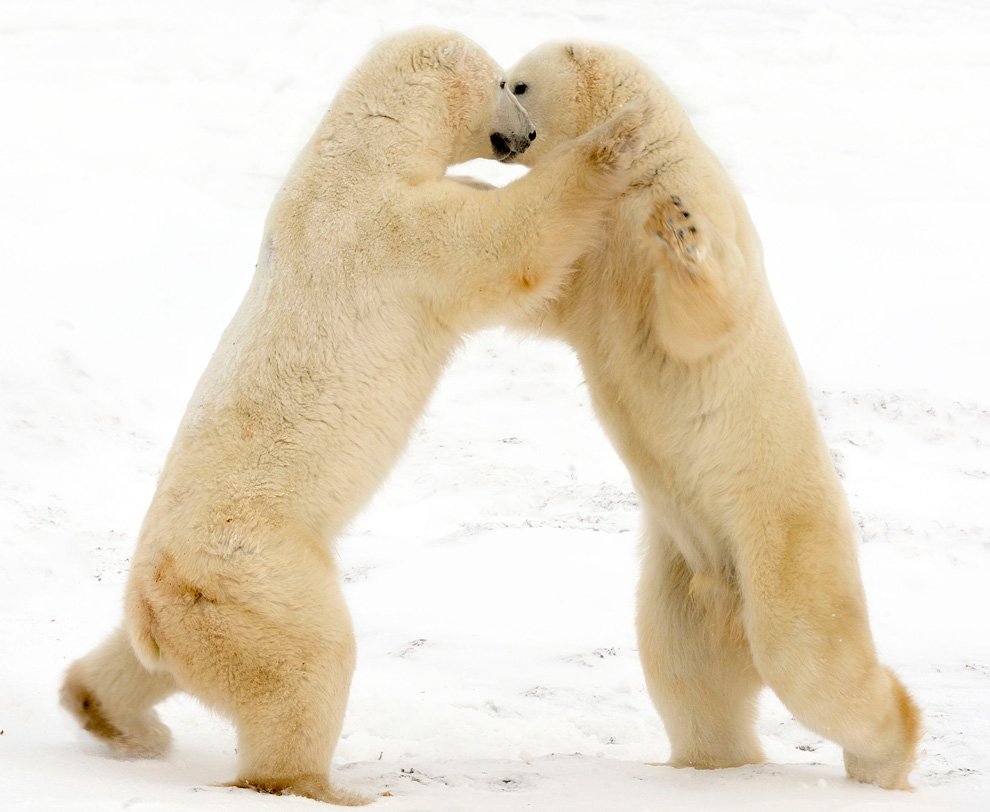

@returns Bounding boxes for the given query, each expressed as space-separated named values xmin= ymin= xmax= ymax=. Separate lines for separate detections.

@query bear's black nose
xmin=491 ymin=131 xmax=532 ymax=160
xmin=490 ymin=132 xmax=510 ymax=158
xmin=529 ymin=130 xmax=537 ymax=142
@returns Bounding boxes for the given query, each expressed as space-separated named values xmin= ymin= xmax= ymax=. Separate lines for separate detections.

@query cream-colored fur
xmin=60 ymin=29 xmax=648 ymax=805
xmin=506 ymin=42 xmax=920 ymax=789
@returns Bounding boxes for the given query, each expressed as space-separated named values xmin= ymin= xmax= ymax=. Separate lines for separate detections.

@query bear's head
xmin=349 ymin=29 xmax=537 ymax=166
xmin=506 ymin=42 xmax=649 ymax=167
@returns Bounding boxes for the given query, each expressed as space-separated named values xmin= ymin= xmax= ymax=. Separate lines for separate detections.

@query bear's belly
xmin=641 ymin=485 xmax=730 ymax=576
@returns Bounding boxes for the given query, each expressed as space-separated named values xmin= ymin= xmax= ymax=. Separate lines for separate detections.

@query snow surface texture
xmin=2 ymin=0 xmax=988 ymax=809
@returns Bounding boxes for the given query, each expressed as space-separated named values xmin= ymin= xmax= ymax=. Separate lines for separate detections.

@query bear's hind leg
xmin=148 ymin=559 xmax=368 ymax=805
xmin=637 ymin=534 xmax=764 ymax=769
xmin=227 ymin=591 xmax=369 ymax=806
xmin=225 ymin=623 xmax=368 ymax=807
xmin=61 ymin=626 xmax=177 ymax=758
xmin=738 ymin=520 xmax=921 ymax=789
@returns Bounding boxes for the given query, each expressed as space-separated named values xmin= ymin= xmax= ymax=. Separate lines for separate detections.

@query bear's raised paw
xmin=648 ymin=195 xmax=709 ymax=266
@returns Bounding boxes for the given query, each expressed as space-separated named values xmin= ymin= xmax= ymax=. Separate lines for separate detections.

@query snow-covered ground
xmin=2 ymin=1 xmax=989 ymax=809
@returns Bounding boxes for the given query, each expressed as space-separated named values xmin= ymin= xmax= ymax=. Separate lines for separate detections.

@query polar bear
xmin=505 ymin=42 xmax=920 ymax=790
xmin=60 ymin=29 xmax=647 ymax=805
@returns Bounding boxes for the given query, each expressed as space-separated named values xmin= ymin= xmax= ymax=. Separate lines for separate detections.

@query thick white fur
xmin=60 ymin=29 xmax=648 ymax=805
xmin=506 ymin=42 xmax=920 ymax=789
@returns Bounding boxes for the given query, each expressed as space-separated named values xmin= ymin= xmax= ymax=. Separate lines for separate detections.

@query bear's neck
xmin=312 ymin=87 xmax=454 ymax=183
xmin=585 ymin=77 xmax=693 ymax=185
xmin=593 ymin=79 xmax=684 ymax=146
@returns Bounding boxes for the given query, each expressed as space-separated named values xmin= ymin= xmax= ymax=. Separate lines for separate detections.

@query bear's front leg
xmin=643 ymin=194 xmax=742 ymax=362
xmin=409 ymin=102 xmax=649 ymax=331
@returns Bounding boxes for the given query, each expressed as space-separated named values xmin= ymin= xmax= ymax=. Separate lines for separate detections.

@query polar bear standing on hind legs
xmin=506 ymin=42 xmax=921 ymax=790
xmin=60 ymin=29 xmax=648 ymax=805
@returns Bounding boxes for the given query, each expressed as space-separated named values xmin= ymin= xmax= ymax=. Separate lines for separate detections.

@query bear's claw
xmin=649 ymin=194 xmax=709 ymax=265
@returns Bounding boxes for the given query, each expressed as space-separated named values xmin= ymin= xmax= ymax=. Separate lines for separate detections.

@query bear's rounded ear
xmin=564 ymin=43 xmax=592 ymax=65
xmin=409 ymin=38 xmax=465 ymax=73
xmin=438 ymin=39 xmax=466 ymax=70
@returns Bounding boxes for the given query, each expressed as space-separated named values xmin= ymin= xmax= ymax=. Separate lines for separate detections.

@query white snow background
xmin=1 ymin=1 xmax=988 ymax=810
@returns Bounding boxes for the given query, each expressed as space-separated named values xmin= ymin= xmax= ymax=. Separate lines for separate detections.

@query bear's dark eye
xmin=513 ymin=82 xmax=528 ymax=95
xmin=499 ymin=80 xmax=506 ymax=89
